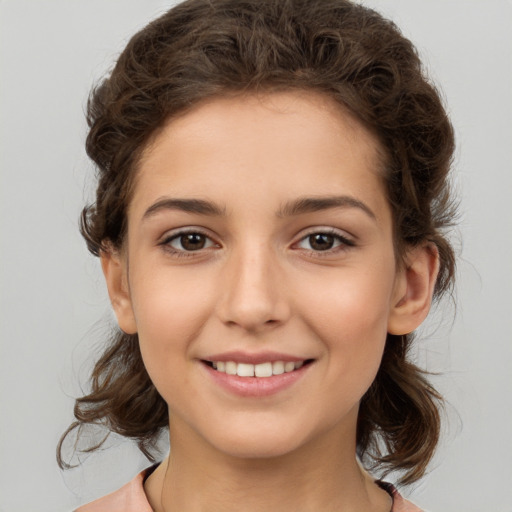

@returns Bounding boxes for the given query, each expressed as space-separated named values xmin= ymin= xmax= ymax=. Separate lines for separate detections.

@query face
xmin=106 ymin=91 xmax=413 ymax=460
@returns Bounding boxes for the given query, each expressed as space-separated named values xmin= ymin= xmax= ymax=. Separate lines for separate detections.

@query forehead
xmin=130 ymin=90 xmax=388 ymax=219
xmin=141 ymin=90 xmax=381 ymax=168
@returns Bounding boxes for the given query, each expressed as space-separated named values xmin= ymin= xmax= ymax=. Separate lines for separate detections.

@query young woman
xmin=58 ymin=1 xmax=456 ymax=510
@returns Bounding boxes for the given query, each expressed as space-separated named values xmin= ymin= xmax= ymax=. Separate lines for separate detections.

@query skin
xmin=102 ymin=91 xmax=438 ymax=512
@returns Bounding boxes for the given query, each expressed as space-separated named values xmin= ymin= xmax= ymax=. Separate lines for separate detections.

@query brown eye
xmin=180 ymin=233 xmax=207 ymax=250
xmin=308 ymin=233 xmax=335 ymax=251
xmin=296 ymin=230 xmax=355 ymax=253
xmin=165 ymin=232 xmax=216 ymax=252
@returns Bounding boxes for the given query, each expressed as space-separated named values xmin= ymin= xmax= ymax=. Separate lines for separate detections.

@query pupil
xmin=309 ymin=233 xmax=334 ymax=251
xmin=181 ymin=233 xmax=205 ymax=250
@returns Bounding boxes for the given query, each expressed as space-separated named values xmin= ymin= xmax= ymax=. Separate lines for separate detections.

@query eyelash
xmin=293 ymin=228 xmax=355 ymax=256
xmin=158 ymin=228 xmax=355 ymax=258
xmin=159 ymin=229 xmax=218 ymax=258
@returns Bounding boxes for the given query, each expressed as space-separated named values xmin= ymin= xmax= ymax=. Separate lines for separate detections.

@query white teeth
xmin=210 ymin=360 xmax=307 ymax=377
xmin=254 ymin=362 xmax=272 ymax=377
xmin=225 ymin=361 xmax=237 ymax=375
xmin=284 ymin=362 xmax=295 ymax=373
xmin=237 ymin=363 xmax=255 ymax=377
xmin=272 ymin=361 xmax=284 ymax=375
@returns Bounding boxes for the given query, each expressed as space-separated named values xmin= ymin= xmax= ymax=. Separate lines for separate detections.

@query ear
xmin=100 ymin=249 xmax=137 ymax=334
xmin=387 ymin=243 xmax=439 ymax=335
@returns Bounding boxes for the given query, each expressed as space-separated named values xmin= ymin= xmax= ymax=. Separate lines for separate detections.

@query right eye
xmin=161 ymin=231 xmax=217 ymax=253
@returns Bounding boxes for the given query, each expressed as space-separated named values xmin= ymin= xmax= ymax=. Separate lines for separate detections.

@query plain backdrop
xmin=1 ymin=1 xmax=511 ymax=511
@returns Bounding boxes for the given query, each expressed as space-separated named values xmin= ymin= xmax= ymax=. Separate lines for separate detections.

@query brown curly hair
xmin=58 ymin=0 xmax=456 ymax=485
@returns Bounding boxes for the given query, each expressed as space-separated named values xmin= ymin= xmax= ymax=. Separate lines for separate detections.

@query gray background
xmin=1 ymin=1 xmax=511 ymax=511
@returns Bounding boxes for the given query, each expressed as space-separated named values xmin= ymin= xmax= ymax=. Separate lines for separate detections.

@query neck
xmin=145 ymin=422 xmax=392 ymax=512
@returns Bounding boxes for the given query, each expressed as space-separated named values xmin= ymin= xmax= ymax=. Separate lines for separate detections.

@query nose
xmin=217 ymin=241 xmax=290 ymax=333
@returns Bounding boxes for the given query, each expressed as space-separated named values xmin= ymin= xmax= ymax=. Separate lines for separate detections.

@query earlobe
xmin=100 ymin=249 xmax=137 ymax=334
xmin=387 ymin=243 xmax=439 ymax=335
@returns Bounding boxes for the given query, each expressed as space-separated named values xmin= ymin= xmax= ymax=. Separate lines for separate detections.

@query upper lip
xmin=202 ymin=351 xmax=312 ymax=364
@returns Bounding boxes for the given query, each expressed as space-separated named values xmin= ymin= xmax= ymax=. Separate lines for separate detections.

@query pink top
xmin=75 ymin=467 xmax=423 ymax=512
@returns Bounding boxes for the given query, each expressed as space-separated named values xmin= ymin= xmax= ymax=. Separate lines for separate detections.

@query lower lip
xmin=203 ymin=362 xmax=311 ymax=397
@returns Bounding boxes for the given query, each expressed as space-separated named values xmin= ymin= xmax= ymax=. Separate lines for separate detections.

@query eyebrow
xmin=141 ymin=195 xmax=376 ymax=221
xmin=277 ymin=195 xmax=376 ymax=220
xmin=142 ymin=197 xmax=226 ymax=220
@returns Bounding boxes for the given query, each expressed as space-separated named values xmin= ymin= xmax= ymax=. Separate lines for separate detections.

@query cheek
xmin=295 ymin=262 xmax=395 ymax=390
xmin=128 ymin=268 xmax=213 ymax=394
xmin=299 ymin=261 xmax=395 ymax=334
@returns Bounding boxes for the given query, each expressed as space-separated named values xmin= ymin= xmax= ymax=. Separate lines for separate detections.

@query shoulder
xmin=75 ymin=467 xmax=154 ymax=512
xmin=378 ymin=481 xmax=424 ymax=512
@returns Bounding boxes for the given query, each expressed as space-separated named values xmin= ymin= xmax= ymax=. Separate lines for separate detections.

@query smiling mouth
xmin=203 ymin=359 xmax=314 ymax=377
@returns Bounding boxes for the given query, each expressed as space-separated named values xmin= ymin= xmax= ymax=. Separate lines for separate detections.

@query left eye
xmin=296 ymin=232 xmax=353 ymax=251
xmin=165 ymin=232 xmax=216 ymax=251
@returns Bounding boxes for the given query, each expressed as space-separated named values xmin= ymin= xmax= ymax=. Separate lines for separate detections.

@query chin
xmin=202 ymin=418 xmax=317 ymax=461
xmin=215 ymin=435 xmax=302 ymax=460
